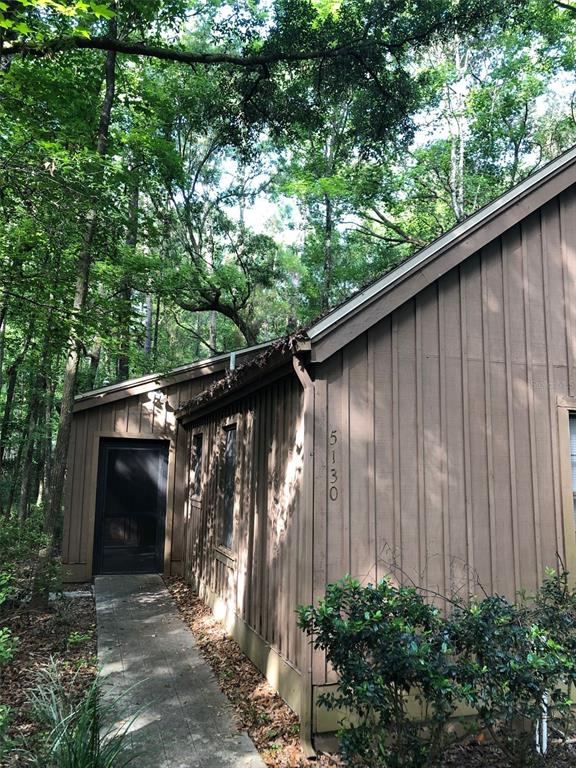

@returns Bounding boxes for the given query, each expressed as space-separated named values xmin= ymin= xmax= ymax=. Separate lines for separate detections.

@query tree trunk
xmin=18 ymin=372 xmax=45 ymax=522
xmin=209 ymin=310 xmax=217 ymax=352
xmin=117 ymin=180 xmax=139 ymax=381
xmin=37 ymin=377 xmax=54 ymax=508
xmin=0 ymin=303 xmax=6 ymax=394
xmin=0 ymin=327 xmax=34 ymax=518
xmin=5 ymin=438 xmax=24 ymax=520
xmin=44 ymin=27 xmax=117 ymax=539
xmin=447 ymin=36 xmax=468 ymax=222
xmin=322 ymin=192 xmax=334 ymax=311
xmin=86 ymin=341 xmax=101 ymax=390
xmin=144 ymin=294 xmax=153 ymax=355
xmin=152 ymin=297 xmax=161 ymax=363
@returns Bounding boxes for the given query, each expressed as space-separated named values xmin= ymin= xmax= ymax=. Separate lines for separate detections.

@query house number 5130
xmin=329 ymin=429 xmax=338 ymax=501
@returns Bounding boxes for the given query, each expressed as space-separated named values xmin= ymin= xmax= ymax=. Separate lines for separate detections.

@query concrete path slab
xmin=95 ymin=574 xmax=266 ymax=768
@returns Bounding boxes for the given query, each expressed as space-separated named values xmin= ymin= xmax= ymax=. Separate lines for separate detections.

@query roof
xmin=76 ymin=144 xmax=576 ymax=420
xmin=303 ymin=144 xmax=576 ymax=362
xmin=73 ymin=340 xmax=273 ymax=412
xmin=177 ymin=334 xmax=306 ymax=421
xmin=175 ymin=143 xmax=576 ymax=420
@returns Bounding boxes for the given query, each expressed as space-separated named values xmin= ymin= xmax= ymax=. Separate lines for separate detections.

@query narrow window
xmin=222 ymin=425 xmax=237 ymax=549
xmin=570 ymin=415 xmax=576 ymax=526
xmin=191 ymin=433 xmax=203 ymax=497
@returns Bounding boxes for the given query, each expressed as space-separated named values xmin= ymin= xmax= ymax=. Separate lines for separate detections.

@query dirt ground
xmin=0 ymin=591 xmax=97 ymax=766
xmin=166 ymin=577 xmax=576 ymax=768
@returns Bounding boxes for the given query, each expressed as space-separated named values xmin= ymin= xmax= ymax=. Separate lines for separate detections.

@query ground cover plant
xmin=25 ymin=661 xmax=135 ymax=768
xmin=0 ymin=512 xmax=100 ymax=766
xmin=299 ymin=572 xmax=576 ymax=768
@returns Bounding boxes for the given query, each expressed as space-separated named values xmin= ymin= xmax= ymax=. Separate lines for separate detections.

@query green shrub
xmin=0 ymin=509 xmax=48 ymax=566
xmin=298 ymin=575 xmax=463 ymax=767
xmin=299 ymin=573 xmax=576 ymax=768
xmin=0 ymin=626 xmax=17 ymax=666
xmin=450 ymin=591 xmax=572 ymax=767
xmin=0 ymin=704 xmax=12 ymax=760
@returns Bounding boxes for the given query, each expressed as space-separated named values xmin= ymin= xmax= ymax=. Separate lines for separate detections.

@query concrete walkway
xmin=95 ymin=574 xmax=266 ymax=768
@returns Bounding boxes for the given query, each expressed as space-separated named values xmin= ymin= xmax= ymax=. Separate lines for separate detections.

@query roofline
xmin=73 ymin=340 xmax=273 ymax=411
xmin=307 ymin=144 xmax=576 ymax=345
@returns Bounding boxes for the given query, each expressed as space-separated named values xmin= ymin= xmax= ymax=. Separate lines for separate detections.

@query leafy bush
xmin=0 ymin=571 xmax=17 ymax=667
xmin=0 ymin=508 xmax=48 ymax=567
xmin=0 ymin=626 xmax=17 ymax=666
xmin=0 ymin=704 xmax=12 ymax=761
xmin=450 ymin=591 xmax=573 ymax=767
xmin=298 ymin=575 xmax=463 ymax=767
xmin=27 ymin=660 xmax=136 ymax=768
xmin=299 ymin=573 xmax=576 ymax=768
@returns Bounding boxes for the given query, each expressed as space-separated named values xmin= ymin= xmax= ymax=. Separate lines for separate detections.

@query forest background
xmin=2 ymin=0 xmax=576 ymax=533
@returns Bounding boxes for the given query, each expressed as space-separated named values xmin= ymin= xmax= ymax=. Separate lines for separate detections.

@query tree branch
xmin=555 ymin=1 xmax=576 ymax=13
xmin=366 ymin=207 xmax=426 ymax=247
xmin=4 ymin=35 xmax=369 ymax=67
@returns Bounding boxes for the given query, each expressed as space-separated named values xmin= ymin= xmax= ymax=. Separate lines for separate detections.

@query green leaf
xmin=90 ymin=1 xmax=114 ymax=18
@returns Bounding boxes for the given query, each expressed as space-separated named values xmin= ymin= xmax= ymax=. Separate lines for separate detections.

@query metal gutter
xmin=74 ymin=340 xmax=273 ymax=403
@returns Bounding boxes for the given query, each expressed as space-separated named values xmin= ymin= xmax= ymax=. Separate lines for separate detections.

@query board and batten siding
xmin=184 ymin=373 xmax=304 ymax=710
xmin=62 ymin=374 xmax=220 ymax=581
xmin=312 ymin=190 xmax=576 ymax=689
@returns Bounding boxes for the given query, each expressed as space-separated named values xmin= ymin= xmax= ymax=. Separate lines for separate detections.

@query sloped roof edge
xmin=306 ymin=144 xmax=576 ymax=352
xmin=176 ymin=333 xmax=306 ymax=420
xmin=74 ymin=340 xmax=273 ymax=411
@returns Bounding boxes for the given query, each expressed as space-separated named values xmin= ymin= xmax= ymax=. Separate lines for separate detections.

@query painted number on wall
xmin=329 ymin=429 xmax=338 ymax=501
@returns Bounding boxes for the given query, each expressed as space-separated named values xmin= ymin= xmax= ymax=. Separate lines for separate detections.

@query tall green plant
xmin=27 ymin=661 xmax=136 ymax=768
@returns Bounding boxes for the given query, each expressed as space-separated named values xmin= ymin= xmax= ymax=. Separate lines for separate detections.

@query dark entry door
xmin=93 ymin=439 xmax=168 ymax=575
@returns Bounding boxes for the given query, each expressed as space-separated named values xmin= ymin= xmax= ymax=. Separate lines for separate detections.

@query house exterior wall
xmin=183 ymin=372 xmax=305 ymax=713
xmin=61 ymin=373 xmax=221 ymax=582
xmin=311 ymin=190 xmax=576 ymax=712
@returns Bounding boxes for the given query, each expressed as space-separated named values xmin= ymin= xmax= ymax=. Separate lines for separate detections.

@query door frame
xmin=84 ymin=431 xmax=175 ymax=579
xmin=92 ymin=437 xmax=169 ymax=575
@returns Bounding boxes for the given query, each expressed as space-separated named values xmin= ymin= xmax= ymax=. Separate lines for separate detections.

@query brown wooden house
xmin=61 ymin=342 xmax=271 ymax=582
xmin=63 ymin=146 xmax=576 ymax=746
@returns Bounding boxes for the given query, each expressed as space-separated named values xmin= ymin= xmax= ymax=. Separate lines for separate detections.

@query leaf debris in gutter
xmin=176 ymin=331 xmax=309 ymax=419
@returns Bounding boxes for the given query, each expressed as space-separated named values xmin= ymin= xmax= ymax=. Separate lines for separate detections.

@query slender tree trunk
xmin=86 ymin=340 xmax=101 ymax=390
xmin=193 ymin=314 xmax=201 ymax=358
xmin=5 ymin=438 xmax=24 ymax=520
xmin=0 ymin=326 xmax=34 ymax=517
xmin=117 ymin=180 xmax=139 ymax=381
xmin=44 ymin=28 xmax=117 ymax=538
xmin=447 ymin=37 xmax=468 ymax=222
xmin=0 ymin=364 xmax=18 ymax=474
xmin=144 ymin=294 xmax=153 ymax=355
xmin=152 ymin=297 xmax=160 ymax=363
xmin=322 ymin=192 xmax=333 ymax=311
xmin=0 ymin=303 xmax=6 ymax=394
xmin=38 ymin=377 xmax=54 ymax=508
xmin=208 ymin=310 xmax=217 ymax=352
xmin=18 ymin=372 xmax=45 ymax=521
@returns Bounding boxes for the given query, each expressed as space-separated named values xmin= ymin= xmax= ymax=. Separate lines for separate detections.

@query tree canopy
xmin=1 ymin=0 xmax=576 ymax=526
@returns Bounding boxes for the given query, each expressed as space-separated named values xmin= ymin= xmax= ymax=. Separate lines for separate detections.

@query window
xmin=222 ymin=425 xmax=237 ymax=550
xmin=570 ymin=415 xmax=576 ymax=526
xmin=191 ymin=433 xmax=203 ymax=497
